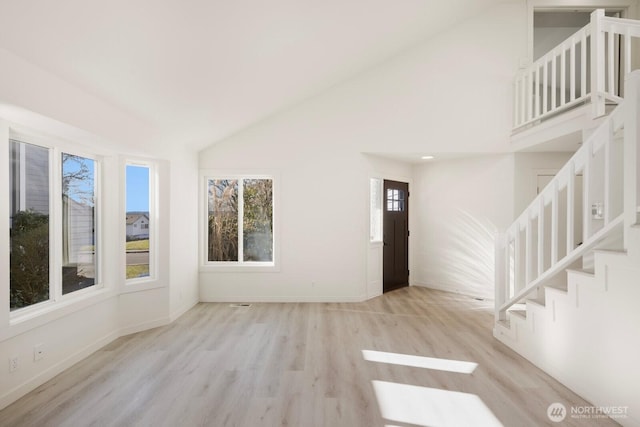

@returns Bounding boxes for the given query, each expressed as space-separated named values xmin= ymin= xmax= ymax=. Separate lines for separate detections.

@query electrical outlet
xmin=34 ymin=344 xmax=44 ymax=362
xmin=9 ymin=356 xmax=18 ymax=373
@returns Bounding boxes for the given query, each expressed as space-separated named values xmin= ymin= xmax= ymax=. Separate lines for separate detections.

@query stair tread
xmin=509 ymin=309 xmax=527 ymax=320
xmin=546 ymin=283 xmax=568 ymax=294
xmin=527 ymin=297 xmax=546 ymax=308
xmin=496 ymin=319 xmax=511 ymax=329
xmin=592 ymin=248 xmax=627 ymax=256
xmin=566 ymin=268 xmax=595 ymax=278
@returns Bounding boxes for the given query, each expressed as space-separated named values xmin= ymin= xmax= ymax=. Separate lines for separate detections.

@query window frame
xmin=5 ymin=126 xmax=106 ymax=324
xmin=200 ymin=171 xmax=278 ymax=272
xmin=123 ymin=159 xmax=157 ymax=286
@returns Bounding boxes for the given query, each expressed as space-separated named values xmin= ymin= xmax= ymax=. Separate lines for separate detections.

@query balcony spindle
xmin=570 ymin=39 xmax=576 ymax=101
xmin=608 ymin=30 xmax=615 ymax=96
xmin=535 ymin=66 xmax=541 ymax=118
xmin=591 ymin=9 xmax=605 ymax=117
xmin=561 ymin=48 xmax=567 ymax=106
xmin=543 ymin=62 xmax=549 ymax=114
xmin=551 ymin=54 xmax=557 ymax=110
xmin=581 ymin=32 xmax=587 ymax=97
xmin=625 ymin=32 xmax=631 ymax=75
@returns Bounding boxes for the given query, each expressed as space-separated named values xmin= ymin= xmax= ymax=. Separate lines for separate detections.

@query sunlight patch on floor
xmin=362 ymin=350 xmax=478 ymax=374
xmin=372 ymin=380 xmax=503 ymax=427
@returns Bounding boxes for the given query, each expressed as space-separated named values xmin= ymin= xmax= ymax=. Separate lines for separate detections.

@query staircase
xmin=494 ymin=10 xmax=640 ymax=426
xmin=494 ymin=226 xmax=640 ymax=426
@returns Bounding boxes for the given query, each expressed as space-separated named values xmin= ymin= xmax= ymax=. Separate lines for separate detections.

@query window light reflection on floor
xmin=373 ymin=380 xmax=503 ymax=427
xmin=362 ymin=350 xmax=478 ymax=374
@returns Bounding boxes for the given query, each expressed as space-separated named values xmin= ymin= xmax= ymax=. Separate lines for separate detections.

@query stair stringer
xmin=493 ymin=227 xmax=640 ymax=426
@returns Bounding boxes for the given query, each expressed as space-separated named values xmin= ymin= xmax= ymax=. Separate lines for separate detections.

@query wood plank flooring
xmin=0 ymin=287 xmax=618 ymax=426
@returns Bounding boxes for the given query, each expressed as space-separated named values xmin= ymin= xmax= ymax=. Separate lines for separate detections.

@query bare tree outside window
xmin=208 ymin=179 xmax=239 ymax=261
xmin=207 ymin=178 xmax=273 ymax=264
xmin=243 ymin=179 xmax=273 ymax=262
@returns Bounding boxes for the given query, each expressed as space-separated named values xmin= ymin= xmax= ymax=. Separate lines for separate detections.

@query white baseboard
xmin=199 ymin=294 xmax=368 ymax=303
xmin=118 ymin=316 xmax=171 ymax=337
xmin=0 ymin=331 xmax=118 ymax=411
xmin=411 ymin=282 xmax=494 ymax=301
xmin=169 ymin=297 xmax=199 ymax=322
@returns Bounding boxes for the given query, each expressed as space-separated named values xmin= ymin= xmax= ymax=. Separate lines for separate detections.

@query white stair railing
xmin=496 ymin=70 xmax=640 ymax=322
xmin=513 ymin=10 xmax=640 ymax=131
xmin=496 ymin=106 xmax=624 ymax=320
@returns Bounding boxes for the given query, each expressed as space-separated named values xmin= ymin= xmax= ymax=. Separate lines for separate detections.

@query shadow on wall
xmin=425 ymin=210 xmax=497 ymax=299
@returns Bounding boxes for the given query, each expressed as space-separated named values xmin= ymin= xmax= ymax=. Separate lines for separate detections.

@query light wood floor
xmin=0 ymin=287 xmax=617 ymax=427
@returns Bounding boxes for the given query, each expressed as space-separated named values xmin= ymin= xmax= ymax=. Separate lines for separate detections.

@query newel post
xmin=624 ymin=70 xmax=640 ymax=248
xmin=591 ymin=9 xmax=606 ymax=118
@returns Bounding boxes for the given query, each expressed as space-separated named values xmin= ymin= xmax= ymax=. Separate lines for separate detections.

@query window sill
xmin=199 ymin=263 xmax=280 ymax=273
xmin=2 ymin=286 xmax=115 ymax=342
xmin=121 ymin=278 xmax=165 ymax=294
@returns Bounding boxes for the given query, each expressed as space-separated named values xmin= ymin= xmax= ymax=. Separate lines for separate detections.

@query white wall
xmin=0 ymin=48 xmax=156 ymax=154
xmin=198 ymin=1 xmax=526 ymax=302
xmin=0 ymin=47 xmax=199 ymax=409
xmin=169 ymin=150 xmax=200 ymax=319
xmin=0 ymin=298 xmax=120 ymax=410
xmin=411 ymin=155 xmax=515 ymax=299
xmin=199 ymin=144 xmax=371 ymax=302
xmin=409 ymin=152 xmax=573 ymax=300
xmin=534 ymin=26 xmax=586 ymax=60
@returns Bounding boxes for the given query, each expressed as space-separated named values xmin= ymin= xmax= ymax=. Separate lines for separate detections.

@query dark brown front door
xmin=383 ymin=180 xmax=409 ymax=293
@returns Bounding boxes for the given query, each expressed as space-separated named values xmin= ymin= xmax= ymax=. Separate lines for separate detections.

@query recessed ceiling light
xmin=421 ymin=155 xmax=434 ymax=160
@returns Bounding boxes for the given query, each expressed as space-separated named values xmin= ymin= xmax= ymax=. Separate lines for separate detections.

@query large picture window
xmin=61 ymin=153 xmax=97 ymax=294
xmin=6 ymin=131 xmax=103 ymax=314
xmin=207 ymin=178 xmax=273 ymax=264
xmin=9 ymin=140 xmax=50 ymax=310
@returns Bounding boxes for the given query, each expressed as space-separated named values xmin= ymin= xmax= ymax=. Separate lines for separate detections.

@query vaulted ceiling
xmin=0 ymin=0 xmax=503 ymax=150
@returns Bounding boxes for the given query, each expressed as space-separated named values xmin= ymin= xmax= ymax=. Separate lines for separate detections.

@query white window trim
xmin=199 ymin=171 xmax=279 ymax=272
xmin=122 ymin=158 xmax=160 ymax=291
xmin=4 ymin=126 xmax=106 ymax=326
xmin=370 ymin=177 xmax=383 ymax=243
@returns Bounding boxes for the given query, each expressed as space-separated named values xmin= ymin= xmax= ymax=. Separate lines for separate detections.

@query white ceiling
xmin=0 ymin=0 xmax=502 ymax=151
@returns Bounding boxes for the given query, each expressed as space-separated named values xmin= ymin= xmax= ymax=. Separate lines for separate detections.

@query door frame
xmin=533 ymin=168 xmax=560 ymax=197
xmin=367 ymin=174 xmax=413 ymax=299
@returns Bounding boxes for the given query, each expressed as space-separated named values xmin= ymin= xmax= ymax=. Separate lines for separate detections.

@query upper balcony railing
xmin=513 ymin=10 xmax=640 ymax=131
